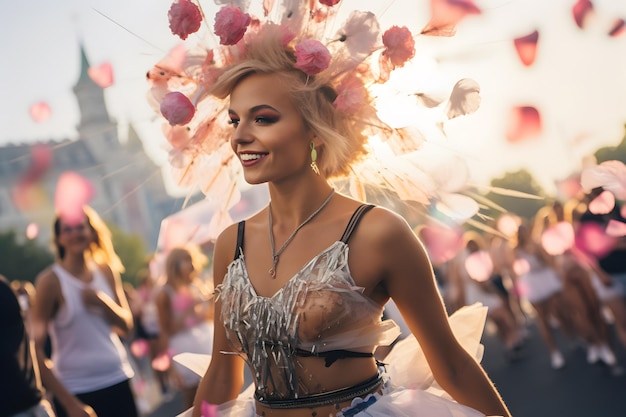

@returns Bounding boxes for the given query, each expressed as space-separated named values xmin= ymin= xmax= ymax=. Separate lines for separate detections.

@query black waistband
xmin=254 ymin=373 xmax=383 ymax=410
xmin=295 ymin=348 xmax=374 ymax=367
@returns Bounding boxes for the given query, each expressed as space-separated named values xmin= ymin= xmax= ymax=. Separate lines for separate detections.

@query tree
xmin=0 ymin=230 xmax=54 ymax=283
xmin=107 ymin=223 xmax=149 ymax=287
xmin=483 ymin=169 xmax=548 ymax=221
xmin=594 ymin=124 xmax=626 ymax=164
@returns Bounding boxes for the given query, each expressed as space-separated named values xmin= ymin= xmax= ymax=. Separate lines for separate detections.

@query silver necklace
xmin=268 ymin=189 xmax=335 ymax=278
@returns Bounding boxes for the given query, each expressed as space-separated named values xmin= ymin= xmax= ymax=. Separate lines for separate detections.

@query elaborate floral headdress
xmin=147 ymin=0 xmax=484 ymax=232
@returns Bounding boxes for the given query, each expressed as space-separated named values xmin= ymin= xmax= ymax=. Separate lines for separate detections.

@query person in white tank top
xmin=31 ymin=206 xmax=138 ymax=417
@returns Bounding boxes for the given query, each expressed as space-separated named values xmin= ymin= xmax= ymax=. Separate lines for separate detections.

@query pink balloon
xmin=588 ymin=190 xmax=615 ymax=214
xmin=464 ymin=250 xmax=493 ymax=282
xmin=54 ymin=172 xmax=95 ymax=225
xmin=506 ymin=106 xmax=542 ymax=143
xmin=88 ymin=62 xmax=114 ymax=88
xmin=29 ymin=101 xmax=51 ymax=123
xmin=541 ymin=222 xmax=574 ymax=255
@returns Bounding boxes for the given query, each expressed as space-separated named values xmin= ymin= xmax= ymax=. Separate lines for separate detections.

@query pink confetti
xmin=29 ymin=101 xmax=51 ymax=123
xmin=130 ymin=339 xmax=150 ymax=358
xmin=419 ymin=224 xmax=464 ymax=264
xmin=572 ymin=0 xmax=594 ymax=29
xmin=54 ymin=172 xmax=95 ymax=225
xmin=609 ymin=18 xmax=625 ymax=37
xmin=160 ymin=92 xmax=195 ymax=125
xmin=88 ymin=62 xmax=114 ymax=88
xmin=214 ymin=5 xmax=251 ymax=45
xmin=294 ymin=39 xmax=331 ymax=75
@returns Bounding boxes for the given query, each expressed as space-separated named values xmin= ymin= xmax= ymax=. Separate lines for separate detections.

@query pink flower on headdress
xmin=334 ymin=75 xmax=366 ymax=114
xmin=168 ymin=0 xmax=202 ymax=40
xmin=382 ymin=26 xmax=415 ymax=67
xmin=294 ymin=39 xmax=331 ymax=75
xmin=320 ymin=0 xmax=341 ymax=6
xmin=160 ymin=92 xmax=196 ymax=125
xmin=214 ymin=6 xmax=251 ymax=45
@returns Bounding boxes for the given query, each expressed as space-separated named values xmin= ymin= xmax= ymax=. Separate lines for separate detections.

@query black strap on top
xmin=339 ymin=204 xmax=375 ymax=244
xmin=233 ymin=204 xmax=374 ymax=261
xmin=234 ymin=220 xmax=246 ymax=261
xmin=295 ymin=348 xmax=374 ymax=367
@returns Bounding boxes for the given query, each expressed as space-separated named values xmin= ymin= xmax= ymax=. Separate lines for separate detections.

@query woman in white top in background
xmin=31 ymin=206 xmax=137 ymax=417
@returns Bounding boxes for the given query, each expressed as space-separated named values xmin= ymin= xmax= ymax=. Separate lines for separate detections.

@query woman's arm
xmin=192 ymin=224 xmax=246 ymax=417
xmin=375 ymin=210 xmax=512 ymax=417
xmin=81 ymin=264 xmax=134 ymax=336
xmin=32 ymin=269 xmax=96 ymax=417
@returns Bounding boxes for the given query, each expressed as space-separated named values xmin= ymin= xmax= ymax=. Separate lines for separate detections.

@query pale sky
xmin=1 ymin=0 xmax=626 ymax=195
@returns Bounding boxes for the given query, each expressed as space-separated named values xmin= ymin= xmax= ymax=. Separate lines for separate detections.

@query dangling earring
xmin=310 ymin=141 xmax=320 ymax=175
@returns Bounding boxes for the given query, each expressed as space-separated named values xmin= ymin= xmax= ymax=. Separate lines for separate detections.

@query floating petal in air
xmin=464 ymin=250 xmax=493 ymax=282
xmin=505 ymin=105 xmax=542 ymax=143
xmin=446 ymin=78 xmax=481 ymax=119
xmin=588 ymin=190 xmax=616 ymax=214
xmin=572 ymin=0 xmax=594 ymax=29
xmin=29 ymin=101 xmax=51 ymax=123
xmin=26 ymin=223 xmax=39 ymax=240
xmin=54 ymin=172 xmax=95 ymax=225
xmin=606 ymin=219 xmax=626 ymax=237
xmin=541 ymin=221 xmax=574 ymax=255
xmin=580 ymin=160 xmax=626 ymax=199
xmin=422 ymin=0 xmax=481 ymax=37
xmin=514 ymin=30 xmax=539 ymax=66
xmin=609 ymin=18 xmax=625 ymax=37
xmin=88 ymin=62 xmax=114 ymax=88
xmin=418 ymin=223 xmax=465 ymax=264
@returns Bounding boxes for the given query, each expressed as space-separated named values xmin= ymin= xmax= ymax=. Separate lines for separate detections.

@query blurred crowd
xmin=2 ymin=189 xmax=625 ymax=416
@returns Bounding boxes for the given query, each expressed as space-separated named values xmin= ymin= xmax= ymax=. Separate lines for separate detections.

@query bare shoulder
xmin=35 ymin=266 xmax=60 ymax=291
xmin=357 ymin=205 xmax=415 ymax=245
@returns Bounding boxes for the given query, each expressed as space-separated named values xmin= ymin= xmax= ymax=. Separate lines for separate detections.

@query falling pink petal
xmin=201 ymin=401 xmax=219 ymax=417
xmin=575 ymin=222 xmax=616 ymax=258
xmin=588 ymin=190 xmax=616 ymax=214
xmin=555 ymin=175 xmax=582 ymax=199
xmin=26 ymin=223 xmax=39 ymax=240
xmin=422 ymin=0 xmax=481 ymax=37
xmin=152 ymin=352 xmax=172 ymax=371
xmin=505 ymin=105 xmax=542 ymax=143
xmin=54 ymin=172 xmax=95 ymax=225
xmin=464 ymin=250 xmax=493 ymax=282
xmin=572 ymin=0 xmax=594 ymax=29
xmin=514 ymin=30 xmax=539 ymax=66
xmin=496 ymin=213 xmax=521 ymax=237
xmin=446 ymin=78 xmax=481 ymax=119
xmin=130 ymin=339 xmax=150 ymax=358
xmin=606 ymin=219 xmax=626 ymax=237
xmin=29 ymin=101 xmax=51 ymax=123
xmin=580 ymin=160 xmax=626 ymax=199
xmin=609 ymin=18 xmax=625 ymax=37
xmin=541 ymin=222 xmax=574 ymax=255
xmin=88 ymin=62 xmax=114 ymax=88
xmin=419 ymin=224 xmax=465 ymax=264
xmin=513 ymin=258 xmax=530 ymax=276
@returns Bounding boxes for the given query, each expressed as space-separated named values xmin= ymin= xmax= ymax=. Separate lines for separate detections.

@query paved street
xmin=145 ymin=320 xmax=626 ymax=417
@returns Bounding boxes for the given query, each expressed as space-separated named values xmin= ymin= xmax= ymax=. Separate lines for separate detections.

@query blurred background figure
xmin=514 ymin=222 xmax=571 ymax=369
xmin=1 ymin=274 xmax=56 ymax=417
xmin=154 ymin=246 xmax=214 ymax=410
xmin=31 ymin=206 xmax=138 ymax=417
xmin=448 ymin=231 xmax=524 ymax=360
